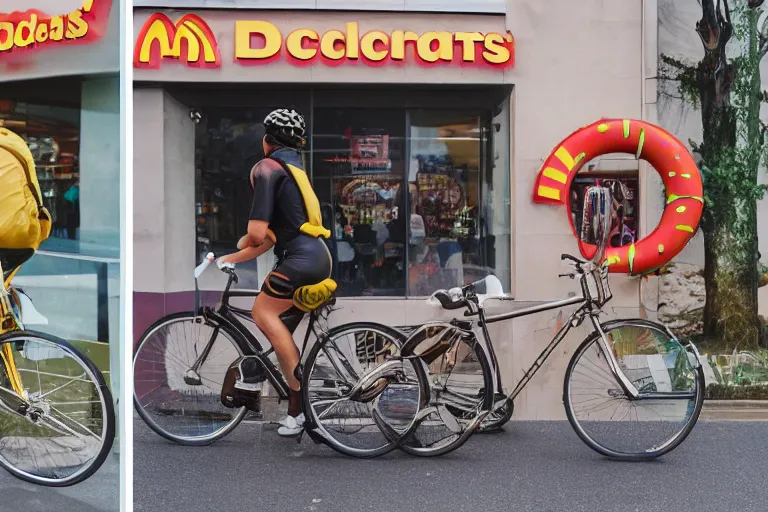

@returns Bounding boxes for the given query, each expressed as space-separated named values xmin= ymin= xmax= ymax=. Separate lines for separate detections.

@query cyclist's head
xmin=263 ymin=109 xmax=306 ymax=153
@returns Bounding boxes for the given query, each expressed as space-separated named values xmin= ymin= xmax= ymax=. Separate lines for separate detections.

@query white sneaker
xmin=277 ymin=413 xmax=305 ymax=437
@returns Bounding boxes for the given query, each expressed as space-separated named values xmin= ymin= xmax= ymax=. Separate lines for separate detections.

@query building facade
xmin=0 ymin=0 xmax=121 ymax=401
xmin=132 ymin=0 xmax=657 ymax=419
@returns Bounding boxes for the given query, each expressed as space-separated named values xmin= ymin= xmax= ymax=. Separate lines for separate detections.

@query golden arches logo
xmin=134 ymin=13 xmax=221 ymax=69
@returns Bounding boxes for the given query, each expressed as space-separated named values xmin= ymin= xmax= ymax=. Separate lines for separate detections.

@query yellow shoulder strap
xmin=284 ymin=163 xmax=331 ymax=239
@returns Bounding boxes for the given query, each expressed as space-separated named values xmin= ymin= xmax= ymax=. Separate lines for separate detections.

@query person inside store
xmin=216 ymin=109 xmax=333 ymax=437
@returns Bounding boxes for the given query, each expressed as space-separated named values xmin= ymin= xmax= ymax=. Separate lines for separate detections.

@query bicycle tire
xmin=399 ymin=325 xmax=494 ymax=457
xmin=302 ymin=322 xmax=429 ymax=459
xmin=563 ymin=320 xmax=705 ymax=461
xmin=133 ymin=311 xmax=248 ymax=446
xmin=0 ymin=330 xmax=115 ymax=487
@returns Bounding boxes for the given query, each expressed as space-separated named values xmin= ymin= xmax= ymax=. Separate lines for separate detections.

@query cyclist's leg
xmin=252 ymin=286 xmax=299 ymax=391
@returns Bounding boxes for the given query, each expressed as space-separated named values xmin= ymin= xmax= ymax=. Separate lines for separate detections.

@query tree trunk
xmin=697 ymin=3 xmax=764 ymax=350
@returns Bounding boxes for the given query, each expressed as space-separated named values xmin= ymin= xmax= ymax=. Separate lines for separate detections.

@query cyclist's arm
xmin=221 ymin=238 xmax=275 ymax=265
xmin=247 ymin=159 xmax=283 ymax=245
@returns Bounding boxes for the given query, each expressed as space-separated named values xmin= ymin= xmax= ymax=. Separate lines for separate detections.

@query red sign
xmin=134 ymin=13 xmax=221 ymax=69
xmin=0 ymin=0 xmax=111 ymax=57
xmin=134 ymin=14 xmax=514 ymax=69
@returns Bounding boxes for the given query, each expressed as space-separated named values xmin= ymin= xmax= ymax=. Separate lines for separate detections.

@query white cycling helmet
xmin=263 ymin=108 xmax=306 ymax=148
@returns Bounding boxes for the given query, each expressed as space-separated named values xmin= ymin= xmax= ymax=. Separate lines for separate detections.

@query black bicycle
xmin=133 ymin=254 xmax=429 ymax=458
xmin=396 ymin=186 xmax=705 ymax=459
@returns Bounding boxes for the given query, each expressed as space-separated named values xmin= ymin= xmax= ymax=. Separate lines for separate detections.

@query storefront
xmin=0 ymin=0 xmax=120 ymax=363
xmin=133 ymin=3 xmax=656 ymax=418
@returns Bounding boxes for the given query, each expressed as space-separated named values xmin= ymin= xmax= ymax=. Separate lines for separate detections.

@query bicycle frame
xmin=192 ymin=270 xmax=324 ymax=401
xmin=466 ymin=265 xmax=700 ymax=408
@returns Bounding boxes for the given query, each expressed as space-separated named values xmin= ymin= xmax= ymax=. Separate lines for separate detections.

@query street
xmin=134 ymin=419 xmax=768 ymax=512
xmin=0 ymin=452 xmax=119 ymax=512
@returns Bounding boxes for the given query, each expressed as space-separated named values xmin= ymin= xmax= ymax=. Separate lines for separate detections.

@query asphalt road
xmin=0 ymin=451 xmax=119 ymax=512
xmin=134 ymin=419 xmax=768 ymax=512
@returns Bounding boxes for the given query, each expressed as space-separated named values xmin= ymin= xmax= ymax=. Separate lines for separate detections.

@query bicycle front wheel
xmin=133 ymin=312 xmax=247 ymax=446
xmin=564 ymin=320 xmax=704 ymax=461
xmin=0 ymin=330 xmax=115 ymax=487
xmin=303 ymin=322 xmax=428 ymax=458
xmin=400 ymin=322 xmax=494 ymax=457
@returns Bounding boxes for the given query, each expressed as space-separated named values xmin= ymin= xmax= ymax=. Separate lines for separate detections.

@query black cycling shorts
xmin=263 ymin=234 xmax=332 ymax=300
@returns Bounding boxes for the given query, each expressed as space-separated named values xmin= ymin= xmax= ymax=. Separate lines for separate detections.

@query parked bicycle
xmin=133 ymin=253 xmax=430 ymax=458
xmin=396 ymin=186 xmax=705 ymax=460
xmin=0 ymin=251 xmax=116 ymax=486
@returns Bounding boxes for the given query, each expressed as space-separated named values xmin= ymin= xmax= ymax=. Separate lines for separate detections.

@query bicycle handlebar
xmin=194 ymin=253 xmax=215 ymax=279
xmin=430 ymin=290 xmax=468 ymax=310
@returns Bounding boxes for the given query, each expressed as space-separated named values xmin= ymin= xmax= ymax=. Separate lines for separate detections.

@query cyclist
xmin=217 ymin=109 xmax=333 ymax=437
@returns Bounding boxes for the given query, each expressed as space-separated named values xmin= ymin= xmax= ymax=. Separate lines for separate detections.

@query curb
xmin=701 ymin=400 xmax=768 ymax=421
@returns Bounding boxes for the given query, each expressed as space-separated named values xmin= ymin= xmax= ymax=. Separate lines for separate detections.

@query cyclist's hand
xmin=216 ymin=255 xmax=236 ymax=270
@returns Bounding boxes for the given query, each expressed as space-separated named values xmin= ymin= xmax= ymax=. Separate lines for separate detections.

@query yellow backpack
xmin=0 ymin=127 xmax=52 ymax=251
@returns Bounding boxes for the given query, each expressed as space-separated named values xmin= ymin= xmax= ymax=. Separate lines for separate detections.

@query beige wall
xmin=133 ymin=1 xmax=650 ymax=419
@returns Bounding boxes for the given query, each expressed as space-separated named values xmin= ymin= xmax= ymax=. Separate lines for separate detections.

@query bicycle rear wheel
xmin=302 ymin=322 xmax=428 ymax=458
xmin=564 ymin=320 xmax=704 ymax=461
xmin=133 ymin=312 xmax=247 ymax=446
xmin=0 ymin=330 xmax=115 ymax=487
xmin=400 ymin=322 xmax=494 ymax=457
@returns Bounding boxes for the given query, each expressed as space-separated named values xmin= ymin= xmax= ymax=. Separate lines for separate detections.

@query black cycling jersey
xmin=248 ymin=146 xmax=332 ymax=301
xmin=248 ymin=147 xmax=308 ymax=251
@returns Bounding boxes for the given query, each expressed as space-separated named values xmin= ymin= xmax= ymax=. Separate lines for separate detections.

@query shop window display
xmin=407 ymin=111 xmax=487 ymax=296
xmin=0 ymin=101 xmax=81 ymax=245
xmin=194 ymin=93 xmax=511 ymax=298
xmin=313 ymin=108 xmax=407 ymax=296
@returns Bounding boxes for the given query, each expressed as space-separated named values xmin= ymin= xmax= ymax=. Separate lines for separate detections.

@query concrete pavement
xmin=0 ymin=452 xmax=119 ymax=512
xmin=134 ymin=419 xmax=768 ymax=512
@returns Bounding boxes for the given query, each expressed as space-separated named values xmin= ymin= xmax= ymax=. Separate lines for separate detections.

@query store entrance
xmin=185 ymin=85 xmax=512 ymax=298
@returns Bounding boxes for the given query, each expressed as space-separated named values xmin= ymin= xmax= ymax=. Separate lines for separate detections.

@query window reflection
xmin=0 ymin=101 xmax=81 ymax=245
xmin=408 ymin=111 xmax=486 ymax=295
xmin=313 ymin=108 xmax=406 ymax=296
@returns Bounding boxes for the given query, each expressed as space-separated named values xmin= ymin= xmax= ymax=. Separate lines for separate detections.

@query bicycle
xmin=0 ymin=250 xmax=116 ymax=486
xmin=397 ymin=186 xmax=705 ymax=459
xmin=133 ymin=253 xmax=429 ymax=458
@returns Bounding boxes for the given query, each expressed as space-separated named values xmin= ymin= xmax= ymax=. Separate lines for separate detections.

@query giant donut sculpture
xmin=532 ymin=119 xmax=704 ymax=275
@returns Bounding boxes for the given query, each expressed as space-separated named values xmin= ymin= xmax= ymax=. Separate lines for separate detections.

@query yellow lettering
xmin=66 ymin=10 xmax=89 ymax=39
xmin=320 ymin=29 xmax=345 ymax=60
xmin=346 ymin=22 xmax=359 ymax=59
xmin=360 ymin=31 xmax=388 ymax=62
xmin=286 ymin=29 xmax=318 ymax=61
xmin=390 ymin=30 xmax=406 ymax=60
xmin=454 ymin=32 xmax=483 ymax=62
xmin=49 ymin=16 xmax=64 ymax=41
xmin=417 ymin=31 xmax=453 ymax=63
xmin=0 ymin=22 xmax=12 ymax=51
xmin=14 ymin=14 xmax=36 ymax=48
xmin=81 ymin=0 xmax=94 ymax=12
xmin=35 ymin=23 xmax=49 ymax=44
xmin=482 ymin=33 xmax=510 ymax=65
xmin=235 ymin=20 xmax=282 ymax=60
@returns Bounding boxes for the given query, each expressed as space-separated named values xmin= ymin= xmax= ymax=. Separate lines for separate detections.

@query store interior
xmin=0 ymin=78 xmax=82 ymax=245
xmin=175 ymin=85 xmax=512 ymax=297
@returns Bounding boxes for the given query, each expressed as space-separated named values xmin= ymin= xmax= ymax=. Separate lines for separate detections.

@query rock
xmin=657 ymin=263 xmax=705 ymax=335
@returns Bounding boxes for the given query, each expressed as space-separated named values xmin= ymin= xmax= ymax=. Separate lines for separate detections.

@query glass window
xmin=313 ymin=107 xmax=407 ymax=297
xmin=192 ymin=88 xmax=512 ymax=297
xmin=0 ymin=100 xmax=82 ymax=247
xmin=406 ymin=110 xmax=509 ymax=295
